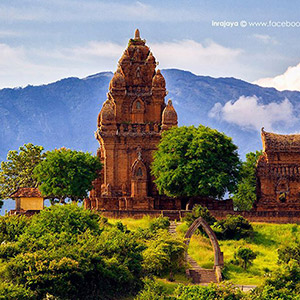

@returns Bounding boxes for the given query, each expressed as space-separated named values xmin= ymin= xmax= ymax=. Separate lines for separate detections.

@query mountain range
xmin=1 ymin=68 xmax=300 ymax=213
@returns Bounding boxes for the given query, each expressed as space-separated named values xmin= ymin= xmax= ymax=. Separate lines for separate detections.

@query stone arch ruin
xmin=184 ymin=217 xmax=223 ymax=282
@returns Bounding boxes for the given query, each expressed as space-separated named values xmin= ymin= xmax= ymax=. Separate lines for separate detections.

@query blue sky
xmin=1 ymin=0 xmax=300 ymax=90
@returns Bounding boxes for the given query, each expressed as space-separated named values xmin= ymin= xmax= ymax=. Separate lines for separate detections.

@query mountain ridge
xmin=1 ymin=68 xmax=300 ymax=160
xmin=2 ymin=68 xmax=300 ymax=214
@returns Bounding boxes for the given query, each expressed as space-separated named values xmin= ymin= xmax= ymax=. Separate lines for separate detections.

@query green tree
xmin=234 ymin=247 xmax=257 ymax=270
xmin=0 ymin=143 xmax=45 ymax=200
xmin=233 ymin=150 xmax=263 ymax=211
xmin=33 ymin=148 xmax=102 ymax=202
xmin=151 ymin=126 xmax=241 ymax=199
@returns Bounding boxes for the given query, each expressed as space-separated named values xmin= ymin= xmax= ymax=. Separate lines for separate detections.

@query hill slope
xmin=2 ymin=69 xmax=300 ymax=162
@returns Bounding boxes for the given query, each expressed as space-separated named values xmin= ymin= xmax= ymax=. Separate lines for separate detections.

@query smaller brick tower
xmin=86 ymin=29 xmax=179 ymax=211
xmin=255 ymin=128 xmax=300 ymax=211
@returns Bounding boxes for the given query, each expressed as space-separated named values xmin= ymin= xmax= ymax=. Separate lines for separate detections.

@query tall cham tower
xmin=86 ymin=29 xmax=179 ymax=211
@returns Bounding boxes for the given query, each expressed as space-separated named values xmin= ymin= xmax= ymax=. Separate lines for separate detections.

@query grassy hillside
xmin=112 ymin=217 xmax=300 ymax=285
xmin=177 ymin=222 xmax=300 ymax=285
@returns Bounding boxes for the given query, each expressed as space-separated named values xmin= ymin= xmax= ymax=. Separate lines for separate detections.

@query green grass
xmin=106 ymin=217 xmax=300 ymax=285
xmin=108 ymin=215 xmax=157 ymax=230
xmin=182 ymin=222 xmax=300 ymax=285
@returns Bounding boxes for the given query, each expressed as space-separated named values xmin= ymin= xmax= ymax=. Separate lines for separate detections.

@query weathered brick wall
xmin=98 ymin=209 xmax=300 ymax=224
xmin=209 ymin=210 xmax=300 ymax=224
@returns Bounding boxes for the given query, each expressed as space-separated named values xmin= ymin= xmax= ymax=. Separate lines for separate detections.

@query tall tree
xmin=232 ymin=150 xmax=263 ymax=211
xmin=33 ymin=148 xmax=102 ymax=202
xmin=151 ymin=125 xmax=241 ymax=199
xmin=0 ymin=143 xmax=45 ymax=200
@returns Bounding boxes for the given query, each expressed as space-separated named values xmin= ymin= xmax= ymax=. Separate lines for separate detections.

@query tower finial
xmin=135 ymin=29 xmax=140 ymax=39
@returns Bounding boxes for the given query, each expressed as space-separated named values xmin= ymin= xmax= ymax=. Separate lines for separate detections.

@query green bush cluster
xmin=215 ymin=214 xmax=254 ymax=240
xmin=233 ymin=247 xmax=257 ymax=270
xmin=184 ymin=204 xmax=217 ymax=228
xmin=184 ymin=205 xmax=253 ymax=240
xmin=0 ymin=206 xmax=186 ymax=299
xmin=149 ymin=216 xmax=170 ymax=233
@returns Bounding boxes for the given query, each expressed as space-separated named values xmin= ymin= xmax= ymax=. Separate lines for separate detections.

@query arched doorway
xmin=184 ymin=217 xmax=223 ymax=282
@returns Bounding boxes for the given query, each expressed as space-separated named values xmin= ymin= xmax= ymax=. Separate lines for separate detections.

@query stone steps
xmin=169 ymin=221 xmax=178 ymax=234
xmin=187 ymin=255 xmax=218 ymax=283
xmin=168 ymin=221 xmax=218 ymax=284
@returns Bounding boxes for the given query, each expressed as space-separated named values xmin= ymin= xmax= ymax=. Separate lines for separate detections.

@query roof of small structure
xmin=261 ymin=128 xmax=300 ymax=152
xmin=10 ymin=187 xmax=43 ymax=198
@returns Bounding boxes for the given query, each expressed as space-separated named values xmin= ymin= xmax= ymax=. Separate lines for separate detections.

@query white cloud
xmin=253 ymin=34 xmax=278 ymax=45
xmin=209 ymin=95 xmax=296 ymax=131
xmin=0 ymin=39 xmax=243 ymax=88
xmin=253 ymin=62 xmax=300 ymax=92
xmin=151 ymin=40 xmax=242 ymax=77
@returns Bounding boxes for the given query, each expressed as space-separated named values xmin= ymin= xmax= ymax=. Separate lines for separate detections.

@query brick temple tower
xmin=255 ymin=128 xmax=300 ymax=211
xmin=86 ymin=29 xmax=179 ymax=211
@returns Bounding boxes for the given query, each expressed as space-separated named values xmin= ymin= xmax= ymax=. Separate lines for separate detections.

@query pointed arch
xmin=131 ymin=159 xmax=147 ymax=180
xmin=184 ymin=217 xmax=223 ymax=282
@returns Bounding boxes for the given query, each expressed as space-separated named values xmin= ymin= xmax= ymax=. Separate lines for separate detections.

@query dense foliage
xmin=142 ymin=231 xmax=186 ymax=280
xmin=233 ymin=151 xmax=263 ymax=211
xmin=278 ymin=242 xmax=300 ymax=265
xmin=234 ymin=247 xmax=257 ymax=270
xmin=135 ymin=280 xmax=244 ymax=300
xmin=215 ymin=215 xmax=254 ymax=240
xmin=34 ymin=148 xmax=102 ymax=202
xmin=0 ymin=215 xmax=30 ymax=243
xmin=184 ymin=204 xmax=217 ymax=228
xmin=251 ymin=260 xmax=300 ymax=299
xmin=0 ymin=143 xmax=45 ymax=200
xmin=151 ymin=125 xmax=241 ymax=199
xmin=173 ymin=282 xmax=244 ymax=300
xmin=0 ymin=206 xmax=186 ymax=299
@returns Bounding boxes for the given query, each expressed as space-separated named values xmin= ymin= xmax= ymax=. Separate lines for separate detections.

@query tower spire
xmin=134 ymin=28 xmax=140 ymax=39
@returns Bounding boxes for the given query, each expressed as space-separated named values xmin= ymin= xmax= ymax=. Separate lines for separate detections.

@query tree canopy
xmin=232 ymin=150 xmax=263 ymax=211
xmin=33 ymin=148 xmax=102 ymax=202
xmin=151 ymin=125 xmax=241 ymax=199
xmin=0 ymin=143 xmax=45 ymax=200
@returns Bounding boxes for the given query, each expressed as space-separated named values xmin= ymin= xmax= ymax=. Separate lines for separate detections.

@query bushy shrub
xmin=26 ymin=203 xmax=101 ymax=237
xmin=278 ymin=243 xmax=300 ymax=265
xmin=135 ymin=278 xmax=168 ymax=300
xmin=0 ymin=205 xmax=144 ymax=300
xmin=173 ymin=281 xmax=244 ymax=300
xmin=0 ymin=242 xmax=20 ymax=259
xmin=234 ymin=247 xmax=257 ymax=270
xmin=0 ymin=282 xmax=36 ymax=300
xmin=149 ymin=217 xmax=170 ymax=233
xmin=251 ymin=260 xmax=300 ymax=299
xmin=184 ymin=205 xmax=217 ymax=235
xmin=0 ymin=215 xmax=31 ymax=243
xmin=142 ymin=231 xmax=186 ymax=280
xmin=215 ymin=215 xmax=253 ymax=240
